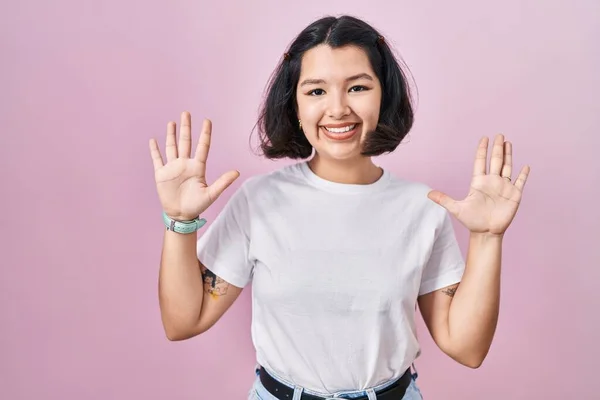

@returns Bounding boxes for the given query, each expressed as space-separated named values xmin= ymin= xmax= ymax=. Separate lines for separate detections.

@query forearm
xmin=158 ymin=229 xmax=204 ymax=339
xmin=448 ymin=232 xmax=503 ymax=366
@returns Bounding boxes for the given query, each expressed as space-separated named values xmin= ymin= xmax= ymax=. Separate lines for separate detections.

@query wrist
xmin=166 ymin=214 xmax=199 ymax=222
xmin=162 ymin=211 xmax=206 ymax=234
xmin=163 ymin=210 xmax=201 ymax=222
xmin=469 ymin=231 xmax=504 ymax=244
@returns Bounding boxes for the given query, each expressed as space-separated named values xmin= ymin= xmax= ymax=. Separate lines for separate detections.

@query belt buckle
xmin=320 ymin=393 xmax=363 ymax=400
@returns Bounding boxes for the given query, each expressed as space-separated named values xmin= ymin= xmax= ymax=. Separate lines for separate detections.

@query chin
xmin=314 ymin=146 xmax=363 ymax=162
xmin=308 ymin=126 xmax=371 ymax=161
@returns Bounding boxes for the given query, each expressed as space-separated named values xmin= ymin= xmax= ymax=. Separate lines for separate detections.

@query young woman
xmin=149 ymin=15 xmax=530 ymax=400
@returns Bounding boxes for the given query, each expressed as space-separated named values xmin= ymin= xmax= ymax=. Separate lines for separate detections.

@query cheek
xmin=356 ymin=102 xmax=381 ymax=129
xmin=297 ymin=99 xmax=324 ymax=127
xmin=351 ymin=88 xmax=381 ymax=123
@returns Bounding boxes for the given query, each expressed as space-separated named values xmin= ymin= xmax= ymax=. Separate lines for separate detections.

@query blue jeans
xmin=248 ymin=365 xmax=423 ymax=400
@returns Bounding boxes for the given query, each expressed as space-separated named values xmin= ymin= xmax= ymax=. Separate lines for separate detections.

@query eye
xmin=308 ymin=88 xmax=325 ymax=96
xmin=349 ymin=85 xmax=369 ymax=92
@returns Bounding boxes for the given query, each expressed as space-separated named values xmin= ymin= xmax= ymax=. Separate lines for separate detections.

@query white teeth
xmin=324 ymin=124 xmax=356 ymax=133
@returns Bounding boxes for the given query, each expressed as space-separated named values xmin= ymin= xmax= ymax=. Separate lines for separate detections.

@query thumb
xmin=208 ymin=170 xmax=240 ymax=202
xmin=427 ymin=190 xmax=459 ymax=216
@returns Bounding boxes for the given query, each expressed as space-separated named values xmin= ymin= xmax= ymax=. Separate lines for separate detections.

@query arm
xmin=158 ymin=229 xmax=242 ymax=341
xmin=418 ymin=232 xmax=502 ymax=368
xmin=150 ymin=112 xmax=244 ymax=341
xmin=422 ymin=134 xmax=530 ymax=367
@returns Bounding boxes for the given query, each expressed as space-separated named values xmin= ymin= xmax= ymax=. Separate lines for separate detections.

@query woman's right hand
xmin=149 ymin=111 xmax=240 ymax=221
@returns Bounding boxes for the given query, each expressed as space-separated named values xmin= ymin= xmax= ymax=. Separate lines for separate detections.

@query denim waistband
xmin=254 ymin=364 xmax=418 ymax=399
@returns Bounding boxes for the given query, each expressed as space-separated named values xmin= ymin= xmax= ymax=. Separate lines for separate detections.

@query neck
xmin=307 ymin=154 xmax=383 ymax=185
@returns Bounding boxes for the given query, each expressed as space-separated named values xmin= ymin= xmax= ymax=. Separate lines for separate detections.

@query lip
xmin=321 ymin=122 xmax=360 ymax=128
xmin=320 ymin=123 xmax=360 ymax=141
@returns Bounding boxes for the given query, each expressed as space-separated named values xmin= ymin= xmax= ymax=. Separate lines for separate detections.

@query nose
xmin=326 ymin=91 xmax=351 ymax=120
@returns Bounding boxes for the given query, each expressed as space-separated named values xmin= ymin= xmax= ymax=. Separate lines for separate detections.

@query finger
xmin=473 ymin=137 xmax=489 ymax=176
xmin=149 ymin=138 xmax=164 ymax=171
xmin=194 ymin=119 xmax=212 ymax=165
xmin=178 ymin=111 xmax=192 ymax=158
xmin=427 ymin=190 xmax=459 ymax=217
xmin=489 ymin=134 xmax=505 ymax=175
xmin=208 ymin=170 xmax=241 ymax=202
xmin=165 ymin=121 xmax=178 ymax=161
xmin=501 ymin=141 xmax=512 ymax=179
xmin=514 ymin=165 xmax=530 ymax=191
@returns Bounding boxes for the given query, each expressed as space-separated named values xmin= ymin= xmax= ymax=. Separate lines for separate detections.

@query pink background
xmin=1 ymin=0 xmax=598 ymax=398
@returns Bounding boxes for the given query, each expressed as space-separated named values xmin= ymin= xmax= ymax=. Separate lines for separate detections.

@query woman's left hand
xmin=428 ymin=134 xmax=531 ymax=236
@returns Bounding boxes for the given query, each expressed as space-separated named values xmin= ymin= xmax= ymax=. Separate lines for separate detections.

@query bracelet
xmin=162 ymin=211 xmax=207 ymax=234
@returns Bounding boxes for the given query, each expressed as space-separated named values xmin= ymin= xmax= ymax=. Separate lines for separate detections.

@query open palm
xmin=428 ymin=135 xmax=530 ymax=235
xmin=149 ymin=112 xmax=239 ymax=221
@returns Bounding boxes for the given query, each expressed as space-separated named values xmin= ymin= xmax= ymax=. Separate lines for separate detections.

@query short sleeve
xmin=419 ymin=210 xmax=465 ymax=296
xmin=196 ymin=184 xmax=253 ymax=288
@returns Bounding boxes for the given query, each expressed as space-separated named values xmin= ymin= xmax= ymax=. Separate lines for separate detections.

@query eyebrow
xmin=299 ymin=73 xmax=374 ymax=87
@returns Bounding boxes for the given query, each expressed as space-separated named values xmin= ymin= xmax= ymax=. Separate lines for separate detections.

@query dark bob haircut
xmin=254 ymin=15 xmax=415 ymax=160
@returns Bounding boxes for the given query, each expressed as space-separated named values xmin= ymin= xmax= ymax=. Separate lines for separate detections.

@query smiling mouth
xmin=324 ymin=124 xmax=356 ymax=133
xmin=320 ymin=123 xmax=360 ymax=140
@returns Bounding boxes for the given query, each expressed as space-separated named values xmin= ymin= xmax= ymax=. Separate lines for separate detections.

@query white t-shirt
xmin=196 ymin=161 xmax=465 ymax=393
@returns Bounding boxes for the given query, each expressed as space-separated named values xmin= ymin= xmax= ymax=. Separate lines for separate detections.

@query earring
xmin=299 ymin=120 xmax=302 ymax=130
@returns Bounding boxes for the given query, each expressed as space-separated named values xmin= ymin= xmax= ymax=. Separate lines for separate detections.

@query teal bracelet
xmin=162 ymin=211 xmax=207 ymax=234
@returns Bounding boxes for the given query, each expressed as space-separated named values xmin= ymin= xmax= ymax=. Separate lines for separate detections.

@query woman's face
xmin=295 ymin=44 xmax=382 ymax=162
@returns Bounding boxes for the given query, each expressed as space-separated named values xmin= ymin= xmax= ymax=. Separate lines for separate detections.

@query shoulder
xmin=241 ymin=162 xmax=305 ymax=189
xmin=384 ymin=171 xmax=448 ymax=224
xmin=386 ymin=173 xmax=431 ymax=196
xmin=207 ymin=165 xmax=301 ymax=224
xmin=236 ymin=162 xmax=305 ymax=197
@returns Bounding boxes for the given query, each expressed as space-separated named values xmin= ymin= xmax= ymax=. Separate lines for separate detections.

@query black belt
xmin=258 ymin=366 xmax=412 ymax=400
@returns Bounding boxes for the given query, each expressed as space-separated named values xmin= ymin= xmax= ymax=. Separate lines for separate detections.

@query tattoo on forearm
xmin=201 ymin=266 xmax=229 ymax=299
xmin=442 ymin=284 xmax=458 ymax=298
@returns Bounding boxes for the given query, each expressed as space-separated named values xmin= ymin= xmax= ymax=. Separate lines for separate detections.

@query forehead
xmin=299 ymin=44 xmax=375 ymax=80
